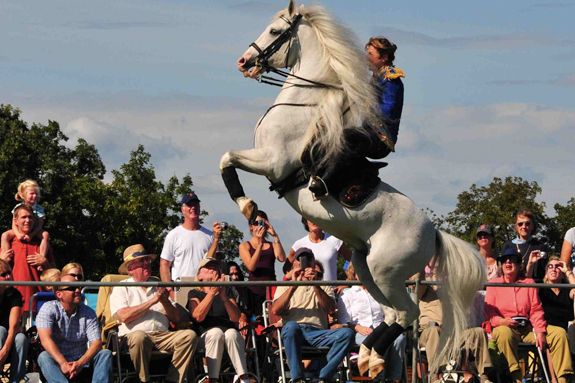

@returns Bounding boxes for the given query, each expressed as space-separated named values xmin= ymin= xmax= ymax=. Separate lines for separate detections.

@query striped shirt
xmin=36 ymin=301 xmax=101 ymax=361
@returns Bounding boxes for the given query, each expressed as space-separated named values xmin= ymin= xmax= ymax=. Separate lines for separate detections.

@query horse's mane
xmin=282 ymin=5 xmax=378 ymax=170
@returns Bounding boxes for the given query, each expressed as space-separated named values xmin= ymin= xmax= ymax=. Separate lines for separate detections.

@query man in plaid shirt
xmin=36 ymin=274 xmax=112 ymax=382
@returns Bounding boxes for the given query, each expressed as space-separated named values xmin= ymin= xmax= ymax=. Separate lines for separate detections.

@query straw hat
xmin=118 ymin=244 xmax=157 ymax=274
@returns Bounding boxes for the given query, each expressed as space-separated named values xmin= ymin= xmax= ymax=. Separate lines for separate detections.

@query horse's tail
xmin=432 ymin=230 xmax=486 ymax=373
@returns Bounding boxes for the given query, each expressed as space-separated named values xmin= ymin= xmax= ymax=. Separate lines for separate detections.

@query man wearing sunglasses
xmin=501 ymin=208 xmax=549 ymax=281
xmin=36 ymin=274 xmax=112 ymax=383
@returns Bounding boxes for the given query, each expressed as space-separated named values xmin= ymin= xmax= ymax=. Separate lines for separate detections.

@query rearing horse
xmin=220 ymin=0 xmax=485 ymax=368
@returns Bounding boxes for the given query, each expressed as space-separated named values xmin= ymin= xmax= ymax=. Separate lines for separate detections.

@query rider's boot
xmin=308 ymin=176 xmax=329 ymax=200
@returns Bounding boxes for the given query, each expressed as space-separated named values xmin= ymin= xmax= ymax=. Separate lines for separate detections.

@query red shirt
xmin=485 ymin=276 xmax=547 ymax=333
xmin=5 ymin=238 xmax=53 ymax=313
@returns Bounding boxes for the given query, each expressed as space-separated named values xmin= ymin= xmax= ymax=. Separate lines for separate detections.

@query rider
xmin=308 ymin=36 xmax=405 ymax=202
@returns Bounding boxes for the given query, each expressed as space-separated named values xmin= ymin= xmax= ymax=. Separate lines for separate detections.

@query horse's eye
xmin=270 ymin=28 xmax=282 ymax=36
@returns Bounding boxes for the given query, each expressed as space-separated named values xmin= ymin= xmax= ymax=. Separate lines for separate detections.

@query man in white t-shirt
xmin=160 ymin=192 xmax=222 ymax=283
xmin=289 ymin=218 xmax=350 ymax=281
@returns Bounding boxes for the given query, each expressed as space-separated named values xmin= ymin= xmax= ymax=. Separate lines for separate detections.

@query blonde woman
xmin=61 ymin=262 xmax=84 ymax=281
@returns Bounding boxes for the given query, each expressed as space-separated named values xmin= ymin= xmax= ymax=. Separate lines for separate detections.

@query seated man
xmin=188 ymin=258 xmax=252 ymax=383
xmin=36 ymin=273 xmax=112 ymax=383
xmin=0 ymin=260 xmax=28 ymax=383
xmin=271 ymin=248 xmax=354 ymax=383
xmin=110 ymin=244 xmax=198 ymax=383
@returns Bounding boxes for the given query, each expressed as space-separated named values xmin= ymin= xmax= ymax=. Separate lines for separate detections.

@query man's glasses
xmin=547 ymin=264 xmax=563 ymax=270
xmin=0 ymin=271 xmax=11 ymax=278
xmin=66 ymin=273 xmax=84 ymax=280
xmin=516 ymin=221 xmax=531 ymax=228
xmin=59 ymin=286 xmax=81 ymax=292
xmin=128 ymin=258 xmax=151 ymax=270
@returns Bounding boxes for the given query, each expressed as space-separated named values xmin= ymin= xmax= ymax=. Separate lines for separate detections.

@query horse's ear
xmin=288 ymin=0 xmax=296 ymax=16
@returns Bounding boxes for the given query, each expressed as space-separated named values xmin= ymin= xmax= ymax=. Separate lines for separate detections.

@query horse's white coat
xmin=221 ymin=1 xmax=486 ymax=369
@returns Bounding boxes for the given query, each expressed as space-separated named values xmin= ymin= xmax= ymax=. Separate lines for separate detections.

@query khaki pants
xmin=126 ymin=329 xmax=198 ymax=383
xmin=419 ymin=326 xmax=492 ymax=374
xmin=492 ymin=325 xmax=573 ymax=380
xmin=200 ymin=327 xmax=248 ymax=378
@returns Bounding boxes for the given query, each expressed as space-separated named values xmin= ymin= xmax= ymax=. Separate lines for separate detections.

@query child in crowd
xmin=1 ymin=180 xmax=50 ymax=260
xmin=39 ymin=268 xmax=61 ymax=292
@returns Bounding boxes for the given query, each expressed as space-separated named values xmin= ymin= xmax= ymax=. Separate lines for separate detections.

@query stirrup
xmin=308 ymin=176 xmax=328 ymax=200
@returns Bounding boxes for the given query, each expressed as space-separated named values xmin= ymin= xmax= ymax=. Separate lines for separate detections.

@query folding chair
xmin=261 ymin=300 xmax=336 ymax=383
xmin=518 ymin=341 xmax=555 ymax=383
xmin=26 ymin=291 xmax=56 ymax=329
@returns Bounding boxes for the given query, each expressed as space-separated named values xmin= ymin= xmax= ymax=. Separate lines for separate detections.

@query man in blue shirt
xmin=36 ymin=274 xmax=112 ymax=383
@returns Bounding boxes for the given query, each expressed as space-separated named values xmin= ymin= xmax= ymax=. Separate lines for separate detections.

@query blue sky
xmin=1 ymin=0 xmax=574 ymax=256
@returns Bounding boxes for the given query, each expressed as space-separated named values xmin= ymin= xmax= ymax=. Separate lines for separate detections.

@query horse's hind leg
xmin=352 ymin=249 xmax=416 ymax=367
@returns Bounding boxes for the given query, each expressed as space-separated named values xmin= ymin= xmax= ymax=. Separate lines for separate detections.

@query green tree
xmin=0 ymin=104 xmax=110 ymax=275
xmin=553 ymin=197 xmax=575 ymax=249
xmin=0 ymin=104 xmax=245 ymax=279
xmin=444 ymin=176 xmax=550 ymax=249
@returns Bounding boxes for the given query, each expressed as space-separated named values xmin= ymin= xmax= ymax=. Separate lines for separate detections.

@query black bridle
xmin=248 ymin=14 xmax=341 ymax=90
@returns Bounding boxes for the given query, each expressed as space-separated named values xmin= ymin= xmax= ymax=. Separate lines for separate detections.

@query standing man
xmin=501 ymin=208 xmax=548 ymax=281
xmin=36 ymin=274 xmax=112 ymax=383
xmin=0 ymin=204 xmax=54 ymax=316
xmin=271 ymin=248 xmax=354 ymax=383
xmin=160 ymin=192 xmax=223 ymax=284
xmin=110 ymin=244 xmax=197 ymax=383
xmin=0 ymin=260 xmax=28 ymax=383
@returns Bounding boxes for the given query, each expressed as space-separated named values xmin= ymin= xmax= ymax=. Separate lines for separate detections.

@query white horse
xmin=220 ymin=0 xmax=485 ymax=368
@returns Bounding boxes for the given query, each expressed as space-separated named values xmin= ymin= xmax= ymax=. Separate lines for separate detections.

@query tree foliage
xmin=0 ymin=104 xmax=243 ymax=279
xmin=442 ymin=176 xmax=568 ymax=252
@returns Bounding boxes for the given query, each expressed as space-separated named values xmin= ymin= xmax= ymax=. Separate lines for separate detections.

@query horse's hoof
xmin=357 ymin=344 xmax=371 ymax=376
xmin=368 ymin=349 xmax=385 ymax=379
xmin=239 ymin=198 xmax=258 ymax=223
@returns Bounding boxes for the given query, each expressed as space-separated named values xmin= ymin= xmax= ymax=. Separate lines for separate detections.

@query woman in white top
xmin=288 ymin=218 xmax=350 ymax=281
xmin=337 ymin=263 xmax=406 ymax=382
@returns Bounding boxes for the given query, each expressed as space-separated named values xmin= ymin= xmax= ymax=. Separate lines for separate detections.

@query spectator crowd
xmin=1 ymin=179 xmax=575 ymax=383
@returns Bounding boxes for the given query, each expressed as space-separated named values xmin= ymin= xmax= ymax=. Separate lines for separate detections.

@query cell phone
xmin=257 ymin=220 xmax=265 ymax=228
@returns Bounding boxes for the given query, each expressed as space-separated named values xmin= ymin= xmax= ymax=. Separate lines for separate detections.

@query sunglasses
xmin=547 ymin=264 xmax=563 ymax=270
xmin=500 ymin=256 xmax=521 ymax=264
xmin=516 ymin=221 xmax=531 ymax=228
xmin=476 ymin=233 xmax=490 ymax=239
xmin=67 ymin=273 xmax=84 ymax=280
xmin=59 ymin=286 xmax=81 ymax=292
xmin=0 ymin=271 xmax=11 ymax=278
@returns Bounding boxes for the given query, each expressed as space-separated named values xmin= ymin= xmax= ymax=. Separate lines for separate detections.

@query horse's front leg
xmin=220 ymin=148 xmax=274 ymax=222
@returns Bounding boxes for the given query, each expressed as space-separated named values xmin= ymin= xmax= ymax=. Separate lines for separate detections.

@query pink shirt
xmin=485 ymin=276 xmax=547 ymax=333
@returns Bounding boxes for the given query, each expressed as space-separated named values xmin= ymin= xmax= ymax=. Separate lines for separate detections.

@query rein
xmin=249 ymin=13 xmax=342 ymax=91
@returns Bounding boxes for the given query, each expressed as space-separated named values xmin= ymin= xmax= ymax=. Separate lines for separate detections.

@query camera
xmin=539 ymin=251 xmax=547 ymax=258
xmin=512 ymin=316 xmax=530 ymax=328
xmin=220 ymin=221 xmax=228 ymax=230
xmin=299 ymin=254 xmax=313 ymax=270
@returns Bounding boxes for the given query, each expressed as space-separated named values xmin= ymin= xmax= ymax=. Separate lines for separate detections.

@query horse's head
xmin=237 ymin=0 xmax=303 ymax=79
